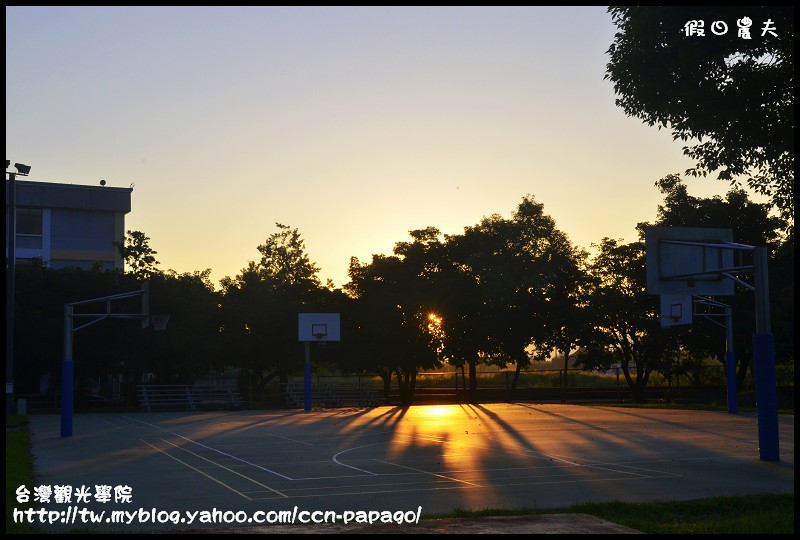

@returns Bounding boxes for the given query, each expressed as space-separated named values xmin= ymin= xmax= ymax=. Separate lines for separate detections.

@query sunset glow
xmin=424 ymin=406 xmax=450 ymax=417
xmin=6 ymin=7 xmax=764 ymax=289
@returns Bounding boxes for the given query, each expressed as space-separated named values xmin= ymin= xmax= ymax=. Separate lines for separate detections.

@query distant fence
xmin=283 ymin=367 xmax=793 ymax=407
xmin=15 ymin=365 xmax=793 ymax=412
xmin=281 ymin=382 xmax=383 ymax=408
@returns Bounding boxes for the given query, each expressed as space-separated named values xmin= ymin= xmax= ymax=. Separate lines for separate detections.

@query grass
xmin=442 ymin=493 xmax=794 ymax=534
xmin=566 ymin=494 xmax=795 ymax=534
xmin=7 ymin=411 xmax=794 ymax=534
xmin=6 ymin=415 xmax=35 ymax=534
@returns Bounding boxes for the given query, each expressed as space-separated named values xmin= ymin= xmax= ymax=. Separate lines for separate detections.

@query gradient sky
xmin=6 ymin=6 xmax=760 ymax=289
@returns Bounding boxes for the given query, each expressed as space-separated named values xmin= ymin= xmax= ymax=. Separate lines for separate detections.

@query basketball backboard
xmin=645 ymin=227 xmax=735 ymax=296
xmin=298 ymin=313 xmax=340 ymax=342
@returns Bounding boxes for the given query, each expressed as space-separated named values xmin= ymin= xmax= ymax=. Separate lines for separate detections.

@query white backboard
xmin=645 ymin=227 xmax=735 ymax=296
xmin=298 ymin=313 xmax=340 ymax=342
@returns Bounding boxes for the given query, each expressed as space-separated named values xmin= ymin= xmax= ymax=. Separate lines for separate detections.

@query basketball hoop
xmin=151 ymin=314 xmax=170 ymax=331
xmin=313 ymin=332 xmax=326 ymax=346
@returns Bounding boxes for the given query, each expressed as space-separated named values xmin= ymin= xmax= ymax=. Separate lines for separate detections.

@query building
xmin=6 ymin=179 xmax=132 ymax=271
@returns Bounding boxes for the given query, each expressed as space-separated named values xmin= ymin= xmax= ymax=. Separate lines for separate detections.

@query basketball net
xmin=151 ymin=314 xmax=170 ymax=331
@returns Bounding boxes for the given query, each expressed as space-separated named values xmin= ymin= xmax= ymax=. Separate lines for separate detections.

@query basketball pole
xmin=298 ymin=314 xmax=340 ymax=413
xmin=62 ymin=304 xmax=75 ymax=437
xmin=752 ymin=246 xmax=778 ymax=461
xmin=724 ymin=306 xmax=737 ymax=415
xmin=304 ymin=341 xmax=312 ymax=412
xmin=646 ymin=228 xmax=780 ymax=462
xmin=689 ymin=296 xmax=737 ymax=415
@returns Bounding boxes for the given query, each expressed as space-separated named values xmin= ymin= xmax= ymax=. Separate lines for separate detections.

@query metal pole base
xmin=753 ymin=333 xmax=778 ymax=461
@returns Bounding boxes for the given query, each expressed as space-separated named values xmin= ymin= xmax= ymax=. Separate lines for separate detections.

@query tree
xmin=650 ymin=174 xmax=786 ymax=248
xmin=143 ymin=270 xmax=221 ymax=385
xmin=255 ymin=223 xmax=322 ymax=289
xmin=605 ymin=6 xmax=794 ymax=225
xmin=509 ymin=197 xmax=591 ymax=399
xmin=582 ymin=238 xmax=678 ymax=402
xmin=346 ymin=227 xmax=447 ymax=406
xmin=114 ymin=230 xmax=161 ymax=279
xmin=770 ymin=235 xmax=794 ymax=369
xmin=442 ymin=196 xmax=590 ymax=399
xmin=315 ymin=284 xmax=387 ymax=388
xmin=427 ymin=231 xmax=487 ymax=403
xmin=343 ymin=256 xmax=399 ymax=397
xmin=218 ymin=224 xmax=327 ymax=401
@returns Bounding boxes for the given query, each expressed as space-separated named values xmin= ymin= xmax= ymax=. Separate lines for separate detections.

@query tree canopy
xmin=114 ymin=230 xmax=160 ymax=279
xmin=14 ymin=185 xmax=791 ymax=407
xmin=605 ymin=6 xmax=794 ymax=226
xmin=254 ymin=222 xmax=323 ymax=289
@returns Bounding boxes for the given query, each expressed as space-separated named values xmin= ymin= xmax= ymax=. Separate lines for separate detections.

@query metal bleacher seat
xmin=138 ymin=385 xmax=244 ymax=412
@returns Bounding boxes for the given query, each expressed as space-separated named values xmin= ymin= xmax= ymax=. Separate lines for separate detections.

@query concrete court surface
xmin=19 ymin=403 xmax=794 ymax=534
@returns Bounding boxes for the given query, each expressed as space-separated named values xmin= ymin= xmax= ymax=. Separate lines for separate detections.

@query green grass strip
xmin=567 ymin=494 xmax=794 ymax=534
xmin=6 ymin=416 xmax=36 ymax=534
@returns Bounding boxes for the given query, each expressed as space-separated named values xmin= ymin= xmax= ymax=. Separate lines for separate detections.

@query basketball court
xmin=17 ymin=228 xmax=793 ymax=532
xmin=23 ymin=403 xmax=794 ymax=533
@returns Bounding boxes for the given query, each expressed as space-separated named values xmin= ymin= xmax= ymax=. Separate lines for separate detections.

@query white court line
xmin=251 ymin=468 xmax=678 ymax=500
xmin=122 ymin=415 xmax=295 ymax=480
xmin=141 ymin=420 xmax=682 ymax=500
xmin=125 ymin=414 xmax=685 ymax=499
xmin=249 ymin=484 xmax=475 ymax=501
xmin=100 ymin=415 xmax=145 ymax=430
xmin=331 ymin=443 xmax=380 ymax=475
xmin=157 ymin=437 xmax=288 ymax=498
xmin=247 ymin=468 xmax=684 ymax=502
xmin=265 ymin=432 xmax=314 ymax=446
xmin=373 ymin=459 xmax=482 ymax=487
xmin=364 ymin=430 xmax=682 ymax=480
xmin=516 ymin=450 xmax=679 ymax=478
xmin=478 ymin=433 xmax=683 ymax=478
xmin=497 ymin=473 xmax=681 ymax=488
xmin=140 ymin=439 xmax=254 ymax=500
xmin=98 ymin=416 xmax=127 ymax=429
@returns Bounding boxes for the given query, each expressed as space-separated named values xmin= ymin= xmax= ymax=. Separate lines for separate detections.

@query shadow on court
xmin=20 ymin=404 xmax=793 ymax=533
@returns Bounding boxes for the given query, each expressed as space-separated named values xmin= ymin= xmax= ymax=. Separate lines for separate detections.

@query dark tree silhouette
xmin=605 ymin=6 xmax=794 ymax=225
xmin=114 ymin=230 xmax=161 ymax=279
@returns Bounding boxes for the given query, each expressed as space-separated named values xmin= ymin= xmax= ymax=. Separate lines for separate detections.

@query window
xmin=17 ymin=207 xmax=43 ymax=235
xmin=15 ymin=207 xmax=43 ymax=250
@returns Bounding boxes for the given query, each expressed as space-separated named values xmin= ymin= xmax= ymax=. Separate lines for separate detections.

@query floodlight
xmin=14 ymin=163 xmax=31 ymax=175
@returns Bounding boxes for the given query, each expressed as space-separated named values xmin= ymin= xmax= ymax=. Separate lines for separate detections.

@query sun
xmin=425 ymin=406 xmax=450 ymax=417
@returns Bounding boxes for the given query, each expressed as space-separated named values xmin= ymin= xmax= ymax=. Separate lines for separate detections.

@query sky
xmin=6 ymin=6 xmax=763 ymax=289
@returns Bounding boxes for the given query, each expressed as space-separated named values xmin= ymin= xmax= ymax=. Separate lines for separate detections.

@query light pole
xmin=6 ymin=161 xmax=31 ymax=416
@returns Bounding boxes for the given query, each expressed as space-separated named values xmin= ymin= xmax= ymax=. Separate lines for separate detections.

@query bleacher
xmin=282 ymin=382 xmax=384 ymax=408
xmin=137 ymin=385 xmax=245 ymax=412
